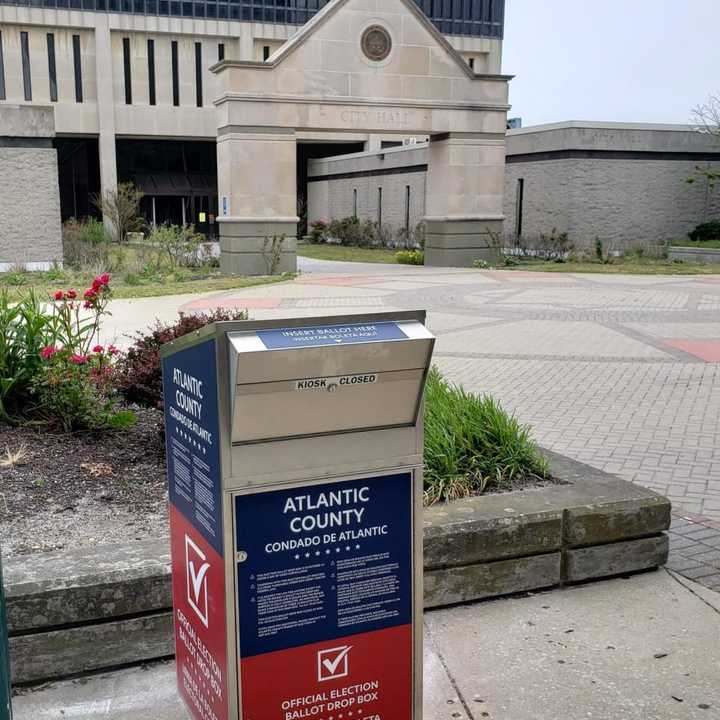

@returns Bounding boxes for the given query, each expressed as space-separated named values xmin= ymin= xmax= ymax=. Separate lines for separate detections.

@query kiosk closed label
xmin=235 ymin=473 xmax=414 ymax=720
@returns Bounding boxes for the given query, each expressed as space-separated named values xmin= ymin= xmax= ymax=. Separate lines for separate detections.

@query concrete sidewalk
xmin=13 ymin=570 xmax=720 ymax=720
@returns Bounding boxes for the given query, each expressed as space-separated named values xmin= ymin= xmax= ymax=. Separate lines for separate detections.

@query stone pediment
xmin=213 ymin=0 xmax=511 ymax=111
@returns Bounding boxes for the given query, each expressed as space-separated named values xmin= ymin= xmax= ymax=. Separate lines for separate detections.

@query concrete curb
xmin=4 ymin=452 xmax=670 ymax=684
xmin=668 ymin=246 xmax=720 ymax=264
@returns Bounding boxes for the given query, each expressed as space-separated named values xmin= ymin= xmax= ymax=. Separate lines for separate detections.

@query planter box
xmin=669 ymin=246 xmax=720 ymax=263
xmin=4 ymin=452 xmax=670 ymax=684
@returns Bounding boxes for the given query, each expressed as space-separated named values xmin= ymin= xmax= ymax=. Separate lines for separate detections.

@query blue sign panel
xmin=163 ymin=339 xmax=223 ymax=558
xmin=257 ymin=322 xmax=408 ymax=350
xmin=235 ymin=473 xmax=413 ymax=658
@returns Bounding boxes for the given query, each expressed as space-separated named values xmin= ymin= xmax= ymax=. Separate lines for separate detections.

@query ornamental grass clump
xmin=424 ymin=367 xmax=549 ymax=505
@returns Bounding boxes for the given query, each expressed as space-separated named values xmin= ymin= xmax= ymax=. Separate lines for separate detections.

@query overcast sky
xmin=502 ymin=0 xmax=720 ymax=127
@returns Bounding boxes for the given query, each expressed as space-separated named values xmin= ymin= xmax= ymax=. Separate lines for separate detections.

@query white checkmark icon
xmin=319 ymin=646 xmax=352 ymax=680
xmin=188 ymin=560 xmax=210 ymax=602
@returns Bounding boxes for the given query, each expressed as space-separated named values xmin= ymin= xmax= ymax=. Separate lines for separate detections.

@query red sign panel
xmin=241 ymin=625 xmax=413 ymax=720
xmin=170 ymin=505 xmax=229 ymax=720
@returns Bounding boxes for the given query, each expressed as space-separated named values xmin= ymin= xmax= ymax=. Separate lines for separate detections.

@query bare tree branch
xmin=692 ymin=93 xmax=720 ymax=137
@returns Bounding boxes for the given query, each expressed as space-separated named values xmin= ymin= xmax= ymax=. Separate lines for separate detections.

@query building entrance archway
xmin=212 ymin=0 xmax=511 ymax=274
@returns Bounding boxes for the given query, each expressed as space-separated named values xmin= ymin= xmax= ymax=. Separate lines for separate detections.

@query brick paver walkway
xmin=107 ymin=258 xmax=720 ymax=590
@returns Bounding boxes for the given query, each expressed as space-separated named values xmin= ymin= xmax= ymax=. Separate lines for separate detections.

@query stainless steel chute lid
xmin=228 ymin=320 xmax=433 ymax=445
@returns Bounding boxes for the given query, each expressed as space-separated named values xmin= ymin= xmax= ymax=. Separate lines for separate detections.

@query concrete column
xmin=217 ymin=128 xmax=298 ymax=276
xmin=366 ymin=135 xmax=382 ymax=152
xmin=94 ymin=16 xmax=118 ymax=225
xmin=424 ymin=132 xmax=506 ymax=267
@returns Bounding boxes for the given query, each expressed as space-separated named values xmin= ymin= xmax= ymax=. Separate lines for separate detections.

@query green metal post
xmin=0 ymin=549 xmax=12 ymax=720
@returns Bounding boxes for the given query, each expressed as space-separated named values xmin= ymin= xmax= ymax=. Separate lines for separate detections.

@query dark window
xmin=122 ymin=37 xmax=132 ymax=104
xmin=405 ymin=185 xmax=411 ymax=233
xmin=47 ymin=33 xmax=57 ymax=102
xmin=353 ymin=188 xmax=357 ymax=219
xmin=468 ymin=57 xmax=474 ymax=70
xmin=515 ymin=178 xmax=524 ymax=239
xmin=72 ymin=34 xmax=83 ymax=102
xmin=0 ymin=32 xmax=5 ymax=101
xmin=171 ymin=40 xmax=179 ymax=106
xmin=0 ymin=1 xmax=504 ymax=39
xmin=377 ymin=187 xmax=382 ymax=228
xmin=21 ymin=31 xmax=32 ymax=101
xmin=218 ymin=42 xmax=224 ymax=61
xmin=262 ymin=44 xmax=270 ymax=61
xmin=147 ymin=39 xmax=156 ymax=105
xmin=194 ymin=41 xmax=202 ymax=106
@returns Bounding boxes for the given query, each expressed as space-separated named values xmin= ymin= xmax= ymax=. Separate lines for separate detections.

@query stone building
xmin=0 ymin=0 xmax=507 ymax=267
xmin=308 ymin=121 xmax=720 ymax=253
xmin=504 ymin=122 xmax=720 ymax=251
xmin=0 ymin=105 xmax=62 ymax=270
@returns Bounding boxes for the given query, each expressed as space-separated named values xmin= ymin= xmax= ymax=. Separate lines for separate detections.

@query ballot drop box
xmin=161 ymin=311 xmax=435 ymax=720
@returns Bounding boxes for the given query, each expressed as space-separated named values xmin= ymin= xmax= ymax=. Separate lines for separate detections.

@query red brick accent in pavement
xmin=663 ymin=339 xmax=720 ymax=363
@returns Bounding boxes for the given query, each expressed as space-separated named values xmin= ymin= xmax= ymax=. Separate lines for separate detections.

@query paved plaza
xmin=13 ymin=570 xmax=720 ymax=719
xmin=105 ymin=259 xmax=720 ymax=588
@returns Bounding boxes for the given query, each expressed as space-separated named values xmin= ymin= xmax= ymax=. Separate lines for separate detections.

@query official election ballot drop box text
xmin=161 ymin=312 xmax=435 ymax=720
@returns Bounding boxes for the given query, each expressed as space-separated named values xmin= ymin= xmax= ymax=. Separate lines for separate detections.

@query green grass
xmin=298 ymin=244 xmax=400 ymax=264
xmin=423 ymin=368 xmax=550 ymax=505
xmin=502 ymin=258 xmax=720 ymax=275
xmin=0 ymin=268 xmax=293 ymax=302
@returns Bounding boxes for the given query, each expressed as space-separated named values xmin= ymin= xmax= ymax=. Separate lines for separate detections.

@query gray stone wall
xmin=308 ymin=144 xmax=428 ymax=240
xmin=0 ymin=146 xmax=63 ymax=268
xmin=504 ymin=157 xmax=720 ymax=250
xmin=310 ymin=171 xmax=426 ymax=234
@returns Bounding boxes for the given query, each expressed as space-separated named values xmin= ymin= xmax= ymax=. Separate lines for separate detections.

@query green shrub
xmin=308 ymin=219 xmax=328 ymax=244
xmin=326 ymin=216 xmax=391 ymax=247
xmin=32 ymin=275 xmax=132 ymax=431
xmin=424 ymin=368 xmax=549 ymax=505
xmin=148 ymin=223 xmax=204 ymax=269
xmin=688 ymin=220 xmax=720 ymax=243
xmin=396 ymin=249 xmax=424 ymax=265
xmin=116 ymin=308 xmax=249 ymax=410
xmin=63 ymin=220 xmax=111 ymax=270
xmin=33 ymin=344 xmax=126 ymax=432
xmin=82 ymin=217 xmax=111 ymax=245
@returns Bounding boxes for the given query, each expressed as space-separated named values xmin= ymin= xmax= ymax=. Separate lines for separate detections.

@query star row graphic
xmin=174 ymin=426 xmax=207 ymax=455
xmin=294 ymin=544 xmax=362 ymax=560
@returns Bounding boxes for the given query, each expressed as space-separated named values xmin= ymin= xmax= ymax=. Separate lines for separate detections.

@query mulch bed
xmin=0 ymin=408 xmax=168 ymax=555
xmin=0 ymin=409 xmax=559 ymax=557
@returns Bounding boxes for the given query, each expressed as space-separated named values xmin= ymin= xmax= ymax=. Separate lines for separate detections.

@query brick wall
xmin=0 ymin=147 xmax=63 ymax=268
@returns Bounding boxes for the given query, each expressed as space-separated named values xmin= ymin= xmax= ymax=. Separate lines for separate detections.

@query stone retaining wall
xmin=4 ymin=452 xmax=670 ymax=685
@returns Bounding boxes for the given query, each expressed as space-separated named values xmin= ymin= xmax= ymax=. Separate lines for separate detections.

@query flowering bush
xmin=33 ymin=275 xmax=134 ymax=431
xmin=116 ymin=308 xmax=248 ymax=410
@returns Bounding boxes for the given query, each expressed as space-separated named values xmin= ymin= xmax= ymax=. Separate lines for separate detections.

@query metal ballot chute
xmin=161 ymin=311 xmax=434 ymax=720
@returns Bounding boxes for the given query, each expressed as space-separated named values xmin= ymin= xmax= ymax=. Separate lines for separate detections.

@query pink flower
xmin=70 ymin=354 xmax=88 ymax=365
xmin=41 ymin=346 xmax=58 ymax=359
xmin=83 ymin=289 xmax=96 ymax=300
xmin=66 ymin=289 xmax=77 ymax=300
xmin=83 ymin=301 xmax=93 ymax=309
xmin=53 ymin=290 xmax=64 ymax=301
xmin=108 ymin=345 xmax=119 ymax=356
xmin=91 ymin=274 xmax=109 ymax=292
xmin=92 ymin=345 xmax=104 ymax=354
